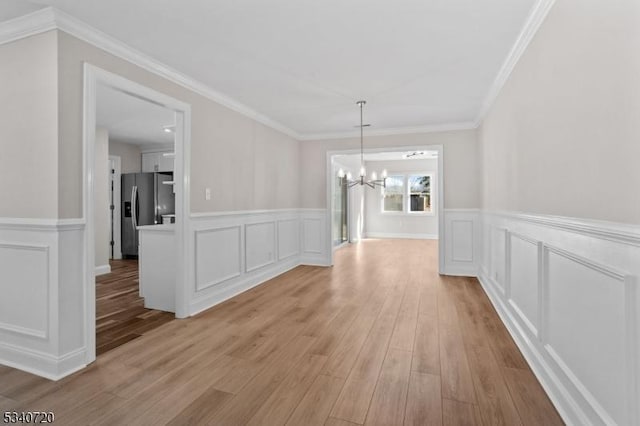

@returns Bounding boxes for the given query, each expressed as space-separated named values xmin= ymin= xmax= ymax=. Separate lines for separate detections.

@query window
xmin=381 ymin=173 xmax=434 ymax=214
xmin=382 ymin=175 xmax=404 ymax=212
xmin=408 ymin=174 xmax=431 ymax=213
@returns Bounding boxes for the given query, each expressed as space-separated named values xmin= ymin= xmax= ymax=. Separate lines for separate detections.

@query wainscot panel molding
xmin=479 ymin=210 xmax=640 ymax=426
xmin=364 ymin=232 xmax=438 ymax=240
xmin=0 ymin=218 xmax=87 ymax=380
xmin=442 ymin=209 xmax=480 ymax=276
xmin=187 ymin=209 xmax=329 ymax=316
xmin=299 ymin=209 xmax=330 ymax=266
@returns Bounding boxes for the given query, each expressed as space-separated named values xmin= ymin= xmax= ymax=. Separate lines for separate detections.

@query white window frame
xmin=380 ymin=174 xmax=406 ymax=214
xmin=380 ymin=172 xmax=435 ymax=216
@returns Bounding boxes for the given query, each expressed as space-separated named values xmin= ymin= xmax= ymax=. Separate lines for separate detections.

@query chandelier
xmin=338 ymin=100 xmax=387 ymax=188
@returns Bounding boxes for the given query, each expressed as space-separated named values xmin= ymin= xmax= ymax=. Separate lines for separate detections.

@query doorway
xmin=326 ymin=145 xmax=444 ymax=271
xmin=83 ymin=64 xmax=191 ymax=363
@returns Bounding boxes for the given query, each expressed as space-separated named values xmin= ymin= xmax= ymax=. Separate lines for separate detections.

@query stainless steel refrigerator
xmin=122 ymin=172 xmax=175 ymax=257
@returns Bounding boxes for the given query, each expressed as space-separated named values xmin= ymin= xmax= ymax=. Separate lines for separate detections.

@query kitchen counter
xmin=138 ymin=224 xmax=175 ymax=312
xmin=137 ymin=224 xmax=175 ymax=232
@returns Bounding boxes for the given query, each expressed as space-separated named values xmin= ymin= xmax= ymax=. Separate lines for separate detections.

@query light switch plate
xmin=205 ymin=188 xmax=211 ymax=200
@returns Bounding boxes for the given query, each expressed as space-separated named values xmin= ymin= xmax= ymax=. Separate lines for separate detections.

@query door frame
xmin=326 ymin=144 xmax=444 ymax=272
xmin=83 ymin=64 xmax=191 ymax=364
xmin=108 ymin=155 xmax=122 ymax=260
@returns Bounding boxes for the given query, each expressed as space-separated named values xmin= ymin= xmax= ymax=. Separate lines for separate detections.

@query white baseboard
xmin=94 ymin=264 xmax=111 ymax=276
xmin=300 ymin=255 xmax=332 ymax=267
xmin=0 ymin=341 xmax=86 ymax=381
xmin=477 ymin=272 xmax=583 ymax=425
xmin=190 ymin=258 xmax=300 ymax=316
xmin=364 ymin=232 xmax=438 ymax=240
xmin=479 ymin=210 xmax=640 ymax=425
xmin=441 ymin=265 xmax=478 ymax=277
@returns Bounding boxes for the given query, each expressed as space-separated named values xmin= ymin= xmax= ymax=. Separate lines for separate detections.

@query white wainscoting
xmin=442 ymin=209 xmax=480 ymax=276
xmin=0 ymin=219 xmax=86 ymax=380
xmin=300 ymin=209 xmax=329 ymax=266
xmin=188 ymin=209 xmax=329 ymax=316
xmin=479 ymin=211 xmax=640 ymax=426
xmin=245 ymin=222 xmax=276 ymax=273
xmin=364 ymin=232 xmax=438 ymax=240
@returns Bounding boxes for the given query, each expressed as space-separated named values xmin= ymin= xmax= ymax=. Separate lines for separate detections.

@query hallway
xmin=0 ymin=239 xmax=562 ymax=425
xmin=96 ymin=260 xmax=174 ymax=355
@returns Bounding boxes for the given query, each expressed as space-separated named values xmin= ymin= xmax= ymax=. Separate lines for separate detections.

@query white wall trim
xmin=194 ymin=226 xmax=242 ymax=292
xmin=0 ymin=218 xmax=85 ymax=231
xmin=0 ymin=7 xmax=302 ymax=140
xmin=488 ymin=210 xmax=640 ymax=247
xmin=188 ymin=209 xmax=328 ymax=316
xmin=0 ymin=5 xmax=558 ymax=141
xmin=0 ymin=242 xmax=49 ymax=340
xmin=191 ymin=208 xmax=305 ymax=219
xmin=83 ymin=64 xmax=192 ymax=374
xmin=190 ymin=258 xmax=300 ymax=317
xmin=478 ymin=272 xmax=586 ymax=425
xmin=94 ymin=264 xmax=111 ymax=276
xmin=0 ymin=7 xmax=56 ymax=46
xmin=480 ymin=209 xmax=640 ymax=425
xmin=365 ymin=232 xmax=438 ymax=240
xmin=474 ymin=0 xmax=557 ymax=125
xmin=0 ymin=341 xmax=86 ymax=381
xmin=442 ymin=209 xmax=480 ymax=277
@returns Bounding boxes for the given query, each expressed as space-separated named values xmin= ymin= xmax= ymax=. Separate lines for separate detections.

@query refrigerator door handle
xmin=131 ymin=185 xmax=138 ymax=231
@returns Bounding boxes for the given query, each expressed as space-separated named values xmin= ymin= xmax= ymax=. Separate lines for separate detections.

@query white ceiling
xmin=0 ymin=0 xmax=41 ymax=22
xmin=10 ymin=0 xmax=536 ymax=137
xmin=96 ymin=84 xmax=175 ymax=147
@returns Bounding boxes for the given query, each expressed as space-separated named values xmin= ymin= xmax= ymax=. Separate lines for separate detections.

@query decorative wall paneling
xmin=0 ymin=219 xmax=85 ymax=380
xmin=442 ymin=209 xmax=480 ymax=276
xmin=188 ymin=209 xmax=328 ymax=316
xmin=479 ymin=211 xmax=640 ymax=426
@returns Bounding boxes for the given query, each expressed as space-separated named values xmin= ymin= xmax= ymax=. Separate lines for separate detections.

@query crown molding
xmin=473 ymin=0 xmax=556 ymax=127
xmin=0 ymin=7 xmax=56 ymax=46
xmin=0 ymin=7 xmax=303 ymax=140
xmin=0 ymin=5 xmax=552 ymax=141
xmin=50 ymin=8 xmax=304 ymax=140
xmin=299 ymin=121 xmax=477 ymax=141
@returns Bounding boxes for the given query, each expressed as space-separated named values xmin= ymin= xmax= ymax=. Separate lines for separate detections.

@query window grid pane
xmin=408 ymin=175 xmax=431 ymax=212
xmin=383 ymin=175 xmax=404 ymax=212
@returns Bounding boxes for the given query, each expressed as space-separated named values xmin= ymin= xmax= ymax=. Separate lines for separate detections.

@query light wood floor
xmin=96 ymin=260 xmax=174 ymax=355
xmin=0 ymin=239 xmax=564 ymax=425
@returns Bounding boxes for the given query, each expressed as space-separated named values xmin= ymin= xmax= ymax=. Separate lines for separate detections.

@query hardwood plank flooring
xmin=0 ymin=239 xmax=563 ymax=425
xmin=96 ymin=259 xmax=175 ymax=355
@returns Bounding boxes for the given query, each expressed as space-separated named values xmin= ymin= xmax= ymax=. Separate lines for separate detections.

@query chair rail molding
xmin=479 ymin=209 xmax=640 ymax=426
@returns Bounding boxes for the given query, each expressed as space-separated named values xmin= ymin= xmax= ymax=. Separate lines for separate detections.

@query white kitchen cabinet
xmin=142 ymin=151 xmax=174 ymax=172
xmin=138 ymin=224 xmax=175 ymax=312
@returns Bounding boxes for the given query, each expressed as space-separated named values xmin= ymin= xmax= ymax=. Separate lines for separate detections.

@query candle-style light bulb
xmin=381 ymin=169 xmax=388 ymax=178
xmin=371 ymin=171 xmax=377 ymax=180
xmin=346 ymin=171 xmax=353 ymax=180
xmin=338 ymin=168 xmax=345 ymax=178
xmin=360 ymin=166 xmax=366 ymax=177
